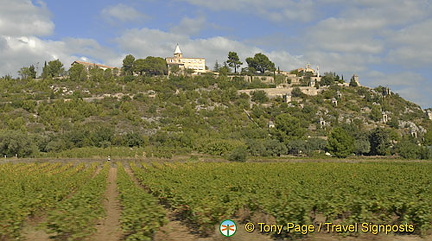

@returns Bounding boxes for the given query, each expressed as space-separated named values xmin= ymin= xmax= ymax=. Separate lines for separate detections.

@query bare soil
xmin=90 ymin=165 xmax=123 ymax=241
xmin=21 ymin=214 xmax=51 ymax=241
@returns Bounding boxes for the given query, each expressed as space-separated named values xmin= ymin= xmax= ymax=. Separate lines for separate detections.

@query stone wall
xmin=238 ymin=86 xmax=324 ymax=101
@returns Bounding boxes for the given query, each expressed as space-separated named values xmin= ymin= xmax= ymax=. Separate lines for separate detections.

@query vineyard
xmin=0 ymin=160 xmax=431 ymax=240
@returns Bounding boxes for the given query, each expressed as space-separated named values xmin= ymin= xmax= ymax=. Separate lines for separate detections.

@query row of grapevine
xmin=0 ymin=162 xmax=98 ymax=239
xmin=43 ymin=162 xmax=110 ymax=240
xmin=117 ymin=162 xmax=167 ymax=240
xmin=131 ymin=162 xmax=432 ymax=236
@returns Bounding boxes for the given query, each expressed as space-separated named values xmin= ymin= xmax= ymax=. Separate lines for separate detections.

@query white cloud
xmin=386 ymin=19 xmax=432 ymax=67
xmin=101 ymin=4 xmax=147 ymax=23
xmin=296 ymin=0 xmax=432 ymax=105
xmin=0 ymin=0 xmax=57 ymax=75
xmin=0 ymin=35 xmax=118 ymax=77
xmin=354 ymin=70 xmax=431 ymax=108
xmin=393 ymin=86 xmax=431 ymax=108
xmin=171 ymin=16 xmax=206 ymax=36
xmin=364 ymin=71 xmax=425 ymax=87
xmin=62 ymin=38 xmax=117 ymax=62
xmin=305 ymin=15 xmax=386 ymax=55
xmin=116 ymin=28 xmax=189 ymax=58
xmin=304 ymin=51 xmax=380 ymax=75
xmin=0 ymin=0 xmax=54 ymax=36
xmin=303 ymin=1 xmax=432 ymax=52
xmin=0 ymin=0 xmax=121 ymax=77
xmin=350 ymin=0 xmax=430 ymax=25
xmin=175 ymin=0 xmax=317 ymax=22
xmin=267 ymin=51 xmax=304 ymax=71
xmin=0 ymin=36 xmax=65 ymax=76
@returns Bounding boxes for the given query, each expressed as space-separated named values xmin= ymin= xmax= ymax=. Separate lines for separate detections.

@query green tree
xmin=169 ymin=65 xmax=181 ymax=75
xmin=123 ymin=132 xmax=145 ymax=147
xmin=88 ymin=66 xmax=104 ymax=81
xmin=291 ymin=87 xmax=303 ymax=97
xmin=354 ymin=137 xmax=371 ymax=155
xmin=19 ymin=65 xmax=37 ymax=79
xmin=227 ymin=51 xmax=242 ymax=74
xmin=246 ymin=139 xmax=266 ymax=156
xmin=104 ymin=68 xmax=114 ymax=81
xmin=424 ymin=126 xmax=432 ymax=146
xmin=185 ymin=68 xmax=195 ymax=76
xmin=213 ymin=60 xmax=220 ymax=72
xmin=251 ymin=90 xmax=268 ymax=103
xmin=327 ymin=127 xmax=354 ymax=158
xmin=264 ymin=139 xmax=287 ymax=156
xmin=87 ymin=125 xmax=114 ymax=147
xmin=122 ymin=54 xmax=135 ymax=76
xmin=18 ymin=67 xmax=32 ymax=79
xmin=274 ymin=114 xmax=307 ymax=142
xmin=286 ymin=139 xmax=307 ymax=155
xmin=42 ymin=59 xmax=64 ymax=79
xmin=134 ymin=56 xmax=168 ymax=76
xmin=29 ymin=65 xmax=37 ymax=79
xmin=50 ymin=59 xmax=64 ymax=77
xmin=0 ymin=130 xmax=37 ymax=157
xmin=395 ymin=136 xmax=422 ymax=159
xmin=320 ymin=72 xmax=336 ymax=86
xmin=245 ymin=53 xmax=275 ymax=74
xmin=69 ymin=64 xmax=88 ymax=81
xmin=218 ymin=62 xmax=231 ymax=76
xmin=370 ymin=105 xmax=382 ymax=122
xmin=369 ymin=128 xmax=393 ymax=155
xmin=133 ymin=59 xmax=146 ymax=75
xmin=289 ymin=69 xmax=300 ymax=76
xmin=228 ymin=146 xmax=247 ymax=162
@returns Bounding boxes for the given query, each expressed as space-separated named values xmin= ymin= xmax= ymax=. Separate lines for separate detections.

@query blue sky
xmin=1 ymin=0 xmax=431 ymax=108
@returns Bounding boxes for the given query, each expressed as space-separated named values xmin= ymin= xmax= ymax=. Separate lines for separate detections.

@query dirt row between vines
xmin=90 ymin=165 xmax=123 ymax=241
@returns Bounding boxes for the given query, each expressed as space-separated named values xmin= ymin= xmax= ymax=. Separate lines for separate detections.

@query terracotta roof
xmin=72 ymin=60 xmax=116 ymax=69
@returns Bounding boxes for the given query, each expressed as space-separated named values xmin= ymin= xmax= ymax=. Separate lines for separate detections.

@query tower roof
xmin=174 ymin=44 xmax=182 ymax=54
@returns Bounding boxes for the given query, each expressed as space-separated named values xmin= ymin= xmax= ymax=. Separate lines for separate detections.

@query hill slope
xmin=0 ymin=74 xmax=431 ymax=159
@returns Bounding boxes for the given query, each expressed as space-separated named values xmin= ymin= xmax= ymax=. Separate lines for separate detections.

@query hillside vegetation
xmin=0 ymin=71 xmax=431 ymax=159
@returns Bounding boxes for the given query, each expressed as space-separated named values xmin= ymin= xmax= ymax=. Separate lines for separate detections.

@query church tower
xmin=174 ymin=44 xmax=183 ymax=58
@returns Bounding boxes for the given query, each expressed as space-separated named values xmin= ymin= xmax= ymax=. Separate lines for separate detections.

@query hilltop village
xmin=1 ymin=44 xmax=432 ymax=160
xmin=71 ymin=44 xmax=361 ymax=104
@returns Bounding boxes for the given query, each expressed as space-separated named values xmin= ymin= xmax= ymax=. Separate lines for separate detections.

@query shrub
xmin=291 ymin=87 xmax=303 ymax=97
xmin=0 ymin=130 xmax=38 ymax=157
xmin=251 ymin=90 xmax=269 ymax=103
xmin=228 ymin=146 xmax=248 ymax=162
xmin=327 ymin=127 xmax=354 ymax=158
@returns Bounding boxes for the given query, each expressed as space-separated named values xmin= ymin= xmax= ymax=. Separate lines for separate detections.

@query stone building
xmin=293 ymin=63 xmax=321 ymax=86
xmin=351 ymin=74 xmax=360 ymax=86
xmin=426 ymin=109 xmax=432 ymax=120
xmin=166 ymin=44 xmax=206 ymax=74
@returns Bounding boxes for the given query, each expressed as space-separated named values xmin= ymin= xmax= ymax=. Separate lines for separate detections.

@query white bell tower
xmin=174 ymin=44 xmax=183 ymax=58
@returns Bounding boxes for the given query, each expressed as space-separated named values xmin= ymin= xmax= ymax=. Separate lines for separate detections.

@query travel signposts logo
xmin=220 ymin=219 xmax=237 ymax=237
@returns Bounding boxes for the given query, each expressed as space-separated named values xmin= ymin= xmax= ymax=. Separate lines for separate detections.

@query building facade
xmin=165 ymin=44 xmax=206 ymax=74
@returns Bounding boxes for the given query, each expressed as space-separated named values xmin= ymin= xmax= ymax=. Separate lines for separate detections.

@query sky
xmin=0 ymin=0 xmax=431 ymax=108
